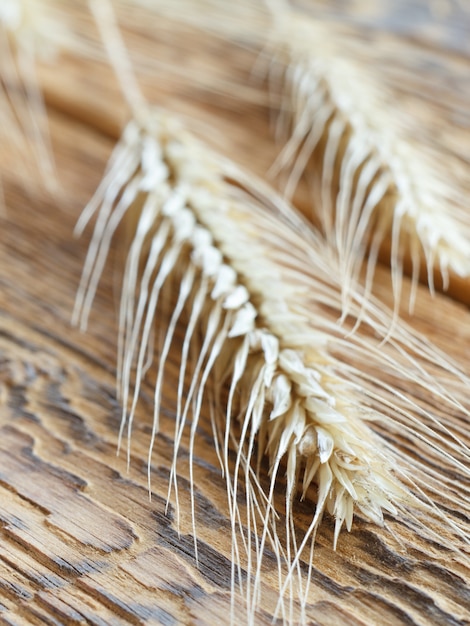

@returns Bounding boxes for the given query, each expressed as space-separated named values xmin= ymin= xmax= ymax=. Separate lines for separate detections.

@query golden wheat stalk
xmin=73 ymin=103 xmax=470 ymax=620
xmin=74 ymin=0 xmax=470 ymax=621
xmin=265 ymin=4 xmax=470 ymax=310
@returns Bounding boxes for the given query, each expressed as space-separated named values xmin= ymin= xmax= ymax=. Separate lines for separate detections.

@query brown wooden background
xmin=1 ymin=1 xmax=470 ymax=624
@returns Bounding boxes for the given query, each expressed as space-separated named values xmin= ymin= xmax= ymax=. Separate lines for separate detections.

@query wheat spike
xmin=70 ymin=2 xmax=470 ymax=621
xmin=265 ymin=4 xmax=470 ymax=310
xmin=0 ymin=0 xmax=65 ymax=193
xmin=73 ymin=106 xmax=470 ymax=622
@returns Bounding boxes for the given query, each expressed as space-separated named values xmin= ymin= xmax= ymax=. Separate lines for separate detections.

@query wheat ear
xmin=73 ymin=105 xmax=470 ymax=620
xmin=71 ymin=2 xmax=470 ymax=620
xmin=0 ymin=0 xmax=68 ymax=194
xmin=265 ymin=7 xmax=470 ymax=311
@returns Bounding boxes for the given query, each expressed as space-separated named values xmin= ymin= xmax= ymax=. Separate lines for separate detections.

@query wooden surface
xmin=1 ymin=2 xmax=470 ymax=624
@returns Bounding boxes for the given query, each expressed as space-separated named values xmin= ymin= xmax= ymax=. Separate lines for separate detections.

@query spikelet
xmin=264 ymin=5 xmax=470 ymax=309
xmin=73 ymin=107 xmax=470 ymax=622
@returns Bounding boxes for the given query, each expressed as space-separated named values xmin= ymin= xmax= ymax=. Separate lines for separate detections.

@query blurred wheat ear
xmin=264 ymin=4 xmax=470 ymax=311
xmin=0 ymin=0 xmax=63 ymax=195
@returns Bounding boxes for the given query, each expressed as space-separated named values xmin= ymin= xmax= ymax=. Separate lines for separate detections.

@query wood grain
xmin=1 ymin=2 xmax=470 ymax=624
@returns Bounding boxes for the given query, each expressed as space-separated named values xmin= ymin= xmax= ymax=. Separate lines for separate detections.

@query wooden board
xmin=1 ymin=2 xmax=470 ymax=624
